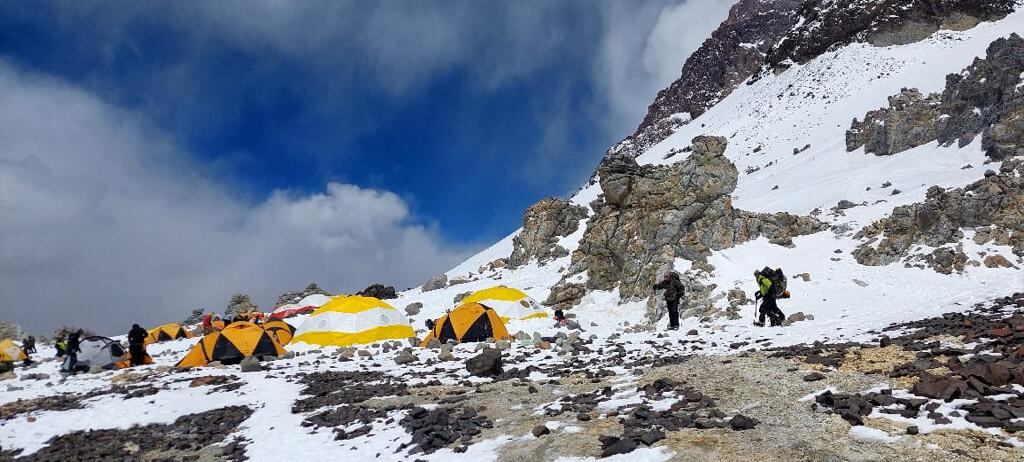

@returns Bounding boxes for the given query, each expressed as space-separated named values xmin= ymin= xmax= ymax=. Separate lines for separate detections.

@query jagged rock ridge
xmin=847 ymin=33 xmax=1024 ymax=160
xmin=853 ymin=159 xmax=1024 ymax=270
xmin=508 ymin=198 xmax=589 ymax=267
xmin=550 ymin=136 xmax=824 ymax=308
xmin=762 ymin=0 xmax=1016 ymax=74
xmin=609 ymin=0 xmax=802 ymax=161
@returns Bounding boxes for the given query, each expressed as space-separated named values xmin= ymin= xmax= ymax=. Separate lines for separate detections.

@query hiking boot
xmin=752 ymin=321 xmax=764 ymax=327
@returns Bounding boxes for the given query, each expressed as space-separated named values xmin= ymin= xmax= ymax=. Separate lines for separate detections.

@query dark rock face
xmin=610 ymin=0 xmax=802 ymax=160
xmin=508 ymin=198 xmax=589 ymax=267
xmin=847 ymin=33 xmax=1024 ymax=160
xmin=292 ymin=371 xmax=409 ymax=414
xmin=853 ymin=159 xmax=1024 ymax=267
xmin=814 ymin=293 xmax=1024 ymax=433
xmin=357 ymin=284 xmax=397 ymax=300
xmin=763 ymin=0 xmax=1015 ymax=74
xmin=16 ymin=406 xmax=252 ymax=462
xmin=562 ymin=137 xmax=823 ymax=303
xmin=399 ymin=406 xmax=492 ymax=454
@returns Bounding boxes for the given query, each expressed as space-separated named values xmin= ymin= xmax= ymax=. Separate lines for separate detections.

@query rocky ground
xmin=3 ymin=294 xmax=1024 ymax=461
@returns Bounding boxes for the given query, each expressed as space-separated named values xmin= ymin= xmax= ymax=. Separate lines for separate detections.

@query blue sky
xmin=0 ymin=1 xmax=733 ymax=332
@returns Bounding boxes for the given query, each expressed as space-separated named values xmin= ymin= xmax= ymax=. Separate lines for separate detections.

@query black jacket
xmin=66 ymin=333 xmax=81 ymax=353
xmin=128 ymin=326 xmax=148 ymax=345
xmin=653 ymin=277 xmax=685 ymax=302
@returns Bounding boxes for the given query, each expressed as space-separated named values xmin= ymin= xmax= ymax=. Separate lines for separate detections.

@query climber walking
xmin=653 ymin=272 xmax=685 ymax=330
xmin=64 ymin=330 xmax=82 ymax=372
xmin=754 ymin=267 xmax=789 ymax=327
xmin=128 ymin=324 xmax=149 ymax=366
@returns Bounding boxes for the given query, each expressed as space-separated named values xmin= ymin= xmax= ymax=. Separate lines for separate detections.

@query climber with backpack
xmin=753 ymin=266 xmax=789 ymax=327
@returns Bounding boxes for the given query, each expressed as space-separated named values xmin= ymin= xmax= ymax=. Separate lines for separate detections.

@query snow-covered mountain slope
xmin=4 ymin=4 xmax=1024 ymax=462
xmin=407 ymin=7 xmax=1024 ymax=351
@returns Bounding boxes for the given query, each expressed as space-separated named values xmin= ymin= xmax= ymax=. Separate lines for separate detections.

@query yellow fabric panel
xmin=177 ymin=321 xmax=287 ymax=368
xmin=176 ymin=335 xmax=217 ymax=368
xmin=462 ymin=287 xmax=528 ymax=304
xmin=498 ymin=311 xmax=550 ymax=322
xmin=312 ymin=295 xmax=396 ymax=315
xmin=448 ymin=303 xmax=487 ymax=338
xmin=0 ymin=339 xmax=26 ymax=362
xmin=146 ymin=323 xmax=193 ymax=344
xmin=293 ymin=324 xmax=415 ymax=347
xmin=220 ymin=322 xmax=269 ymax=353
xmin=264 ymin=321 xmax=294 ymax=345
xmin=484 ymin=310 xmax=512 ymax=340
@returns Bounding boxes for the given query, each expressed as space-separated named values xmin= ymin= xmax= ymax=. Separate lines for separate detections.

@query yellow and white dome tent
xmin=291 ymin=296 xmax=414 ymax=347
xmin=460 ymin=286 xmax=549 ymax=322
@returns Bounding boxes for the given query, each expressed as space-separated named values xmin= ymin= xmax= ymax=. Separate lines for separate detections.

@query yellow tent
xmin=177 ymin=322 xmax=286 ymax=368
xmin=146 ymin=323 xmax=194 ymax=344
xmin=0 ymin=339 xmax=26 ymax=362
xmin=420 ymin=302 xmax=511 ymax=346
xmin=263 ymin=319 xmax=296 ymax=346
xmin=461 ymin=286 xmax=549 ymax=322
xmin=292 ymin=296 xmax=414 ymax=347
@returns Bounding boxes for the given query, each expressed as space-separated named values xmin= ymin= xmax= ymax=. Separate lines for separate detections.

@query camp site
xmin=3 ymin=2 xmax=1024 ymax=461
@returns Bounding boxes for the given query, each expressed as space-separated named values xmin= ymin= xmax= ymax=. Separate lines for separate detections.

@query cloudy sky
xmin=0 ymin=0 xmax=734 ymax=334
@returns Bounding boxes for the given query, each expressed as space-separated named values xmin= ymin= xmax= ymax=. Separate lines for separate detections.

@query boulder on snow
xmin=405 ymin=302 xmax=423 ymax=316
xmin=422 ymin=274 xmax=448 ymax=292
xmin=239 ymin=356 xmax=262 ymax=373
xmin=394 ymin=352 xmax=418 ymax=365
xmin=466 ymin=348 xmax=503 ymax=377
xmin=453 ymin=291 xmax=472 ymax=304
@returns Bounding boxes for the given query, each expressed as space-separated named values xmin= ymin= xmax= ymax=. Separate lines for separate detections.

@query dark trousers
xmin=66 ymin=352 xmax=78 ymax=371
xmin=759 ymin=296 xmax=785 ymax=326
xmin=129 ymin=343 xmax=146 ymax=366
xmin=666 ymin=299 xmax=680 ymax=330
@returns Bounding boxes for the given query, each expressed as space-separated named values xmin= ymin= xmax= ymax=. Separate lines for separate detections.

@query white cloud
xmin=595 ymin=0 xmax=735 ymax=133
xmin=0 ymin=62 xmax=470 ymax=334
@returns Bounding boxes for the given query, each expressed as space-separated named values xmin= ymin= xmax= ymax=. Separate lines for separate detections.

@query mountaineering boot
xmin=753 ymin=321 xmax=764 ymax=327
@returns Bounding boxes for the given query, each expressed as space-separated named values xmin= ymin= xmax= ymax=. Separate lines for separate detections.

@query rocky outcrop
xmin=543 ymin=282 xmax=586 ymax=311
xmin=609 ymin=0 xmax=802 ymax=160
xmin=422 ymin=274 xmax=447 ymax=292
xmin=847 ymin=34 xmax=1024 ymax=159
xmin=225 ymin=294 xmax=257 ymax=318
xmin=0 ymin=321 xmax=23 ymax=341
xmin=276 ymin=283 xmax=331 ymax=306
xmin=564 ymin=136 xmax=823 ymax=302
xmin=508 ymin=198 xmax=589 ymax=267
xmin=763 ymin=0 xmax=1015 ymax=74
xmin=853 ymin=159 xmax=1024 ymax=268
xmin=357 ymin=284 xmax=397 ymax=300
xmin=845 ymin=88 xmax=941 ymax=155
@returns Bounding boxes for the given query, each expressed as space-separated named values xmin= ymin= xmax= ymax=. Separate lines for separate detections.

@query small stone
xmin=879 ymin=336 xmax=892 ymax=348
xmin=239 ymin=356 xmax=262 ymax=373
xmin=394 ymin=352 xmax=418 ymax=365
xmin=906 ymin=426 xmax=919 ymax=435
xmin=729 ymin=414 xmax=757 ymax=430
xmin=803 ymin=372 xmax=826 ymax=382
xmin=531 ymin=425 xmax=551 ymax=437
xmin=686 ymin=329 xmax=698 ymax=336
